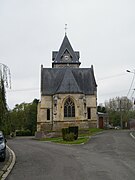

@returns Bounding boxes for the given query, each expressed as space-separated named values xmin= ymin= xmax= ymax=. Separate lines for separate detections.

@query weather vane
xmin=64 ymin=24 xmax=67 ymax=35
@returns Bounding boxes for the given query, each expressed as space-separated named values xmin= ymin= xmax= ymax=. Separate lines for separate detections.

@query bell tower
xmin=52 ymin=34 xmax=81 ymax=68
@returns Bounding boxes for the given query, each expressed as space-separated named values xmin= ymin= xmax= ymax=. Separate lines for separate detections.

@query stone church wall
xmin=37 ymin=94 xmax=97 ymax=132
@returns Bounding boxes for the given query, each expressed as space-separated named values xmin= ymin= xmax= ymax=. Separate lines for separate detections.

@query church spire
xmin=52 ymin=34 xmax=81 ymax=68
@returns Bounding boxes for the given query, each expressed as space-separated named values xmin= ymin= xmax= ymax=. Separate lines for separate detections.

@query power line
xmin=97 ymin=73 xmax=127 ymax=81
xmin=98 ymin=89 xmax=127 ymax=97
xmin=130 ymin=89 xmax=135 ymax=100
xmin=7 ymin=88 xmax=39 ymax=92
xmin=6 ymin=73 xmax=130 ymax=93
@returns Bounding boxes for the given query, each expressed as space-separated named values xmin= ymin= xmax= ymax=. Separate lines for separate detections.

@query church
xmin=37 ymin=34 xmax=97 ymax=133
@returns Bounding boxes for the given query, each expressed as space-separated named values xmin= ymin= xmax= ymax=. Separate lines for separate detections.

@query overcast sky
xmin=0 ymin=0 xmax=135 ymax=109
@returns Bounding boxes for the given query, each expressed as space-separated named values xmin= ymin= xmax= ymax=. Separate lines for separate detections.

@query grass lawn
xmin=40 ymin=136 xmax=90 ymax=144
xmin=39 ymin=128 xmax=103 ymax=145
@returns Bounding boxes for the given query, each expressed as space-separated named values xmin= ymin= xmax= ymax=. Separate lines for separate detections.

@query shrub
xmin=62 ymin=128 xmax=69 ymax=140
xmin=69 ymin=126 xmax=78 ymax=140
xmin=64 ymin=133 xmax=75 ymax=141
xmin=16 ymin=129 xmax=32 ymax=136
xmin=62 ymin=126 xmax=78 ymax=141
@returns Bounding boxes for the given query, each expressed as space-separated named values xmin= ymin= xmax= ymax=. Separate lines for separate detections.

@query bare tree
xmin=0 ymin=63 xmax=11 ymax=133
xmin=105 ymin=96 xmax=133 ymax=128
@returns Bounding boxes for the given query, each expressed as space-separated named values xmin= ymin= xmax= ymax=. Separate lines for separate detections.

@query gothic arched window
xmin=64 ymin=97 xmax=75 ymax=117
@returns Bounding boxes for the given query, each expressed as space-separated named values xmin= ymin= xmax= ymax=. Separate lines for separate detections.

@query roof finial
xmin=64 ymin=24 xmax=67 ymax=35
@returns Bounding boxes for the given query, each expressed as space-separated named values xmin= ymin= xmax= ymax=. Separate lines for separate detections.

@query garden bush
xmin=16 ymin=129 xmax=32 ymax=136
xmin=62 ymin=126 xmax=78 ymax=141
xmin=62 ymin=128 xmax=69 ymax=140
xmin=69 ymin=126 xmax=78 ymax=140
xmin=64 ymin=132 xmax=75 ymax=141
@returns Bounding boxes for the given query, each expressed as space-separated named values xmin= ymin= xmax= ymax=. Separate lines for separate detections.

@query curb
xmin=0 ymin=146 xmax=16 ymax=180
xmin=130 ymin=132 xmax=135 ymax=140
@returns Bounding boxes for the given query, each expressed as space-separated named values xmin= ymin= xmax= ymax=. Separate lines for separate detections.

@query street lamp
xmin=126 ymin=69 xmax=135 ymax=128
xmin=126 ymin=70 xmax=131 ymax=73
xmin=126 ymin=69 xmax=135 ymax=74
xmin=126 ymin=69 xmax=135 ymax=97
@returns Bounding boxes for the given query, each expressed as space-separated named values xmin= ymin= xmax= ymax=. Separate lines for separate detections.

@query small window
xmin=87 ymin=107 xmax=91 ymax=119
xmin=47 ymin=109 xmax=50 ymax=120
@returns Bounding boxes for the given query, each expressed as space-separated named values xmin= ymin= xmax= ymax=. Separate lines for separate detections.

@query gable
xmin=56 ymin=68 xmax=82 ymax=93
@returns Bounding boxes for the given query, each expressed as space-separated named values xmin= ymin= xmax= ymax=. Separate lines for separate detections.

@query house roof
xmin=41 ymin=66 xmax=97 ymax=95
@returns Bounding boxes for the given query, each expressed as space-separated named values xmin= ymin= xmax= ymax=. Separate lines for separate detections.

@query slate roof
xmin=41 ymin=66 xmax=97 ymax=95
xmin=41 ymin=35 xmax=97 ymax=96
xmin=52 ymin=35 xmax=81 ymax=64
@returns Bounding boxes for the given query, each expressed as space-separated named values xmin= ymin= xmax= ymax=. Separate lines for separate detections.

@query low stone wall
xmin=35 ymin=131 xmax=62 ymax=139
xmin=35 ymin=120 xmax=97 ymax=139
xmin=37 ymin=120 xmax=97 ymax=132
xmin=40 ymin=123 xmax=53 ymax=131
xmin=35 ymin=128 xmax=96 ymax=139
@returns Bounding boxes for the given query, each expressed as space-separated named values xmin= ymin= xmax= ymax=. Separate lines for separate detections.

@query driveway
xmin=7 ymin=130 xmax=135 ymax=180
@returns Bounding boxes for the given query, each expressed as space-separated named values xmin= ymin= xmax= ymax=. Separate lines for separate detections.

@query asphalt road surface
xmin=7 ymin=130 xmax=135 ymax=180
xmin=0 ymin=149 xmax=9 ymax=169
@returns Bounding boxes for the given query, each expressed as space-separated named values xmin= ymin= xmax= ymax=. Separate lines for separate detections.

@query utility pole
xmin=120 ymin=99 xmax=123 ymax=129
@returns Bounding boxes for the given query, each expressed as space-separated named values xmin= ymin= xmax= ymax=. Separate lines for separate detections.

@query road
xmin=7 ymin=130 xmax=135 ymax=180
xmin=0 ymin=149 xmax=9 ymax=170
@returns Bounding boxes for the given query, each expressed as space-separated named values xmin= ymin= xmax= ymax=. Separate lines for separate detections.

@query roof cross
xmin=64 ymin=24 xmax=68 ymax=35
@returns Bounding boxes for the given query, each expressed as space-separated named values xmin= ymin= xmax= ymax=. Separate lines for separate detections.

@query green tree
xmin=9 ymin=99 xmax=39 ymax=135
xmin=24 ymin=99 xmax=39 ymax=135
xmin=105 ymin=96 xmax=133 ymax=128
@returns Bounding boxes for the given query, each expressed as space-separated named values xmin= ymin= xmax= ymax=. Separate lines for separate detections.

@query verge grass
xmin=38 ymin=128 xmax=103 ymax=145
xmin=40 ymin=136 xmax=90 ymax=144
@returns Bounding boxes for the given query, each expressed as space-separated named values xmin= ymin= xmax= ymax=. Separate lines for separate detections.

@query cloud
xmin=0 ymin=0 xmax=135 ymax=108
